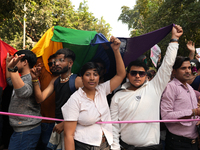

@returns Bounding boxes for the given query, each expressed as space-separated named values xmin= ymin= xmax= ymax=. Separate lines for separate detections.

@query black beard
xmin=50 ymin=67 xmax=60 ymax=76
xmin=51 ymin=71 xmax=60 ymax=76
xmin=56 ymin=65 xmax=69 ymax=74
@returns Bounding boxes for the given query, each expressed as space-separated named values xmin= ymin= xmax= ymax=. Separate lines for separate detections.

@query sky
xmin=71 ymin=0 xmax=136 ymax=38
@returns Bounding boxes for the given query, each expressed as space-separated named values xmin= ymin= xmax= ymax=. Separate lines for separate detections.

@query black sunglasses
xmin=48 ymin=61 xmax=56 ymax=67
xmin=129 ymin=70 xmax=146 ymax=77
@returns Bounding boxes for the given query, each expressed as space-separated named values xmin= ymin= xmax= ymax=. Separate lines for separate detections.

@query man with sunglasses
xmin=48 ymin=54 xmax=58 ymax=75
xmin=35 ymin=54 xmax=59 ymax=150
xmin=110 ymin=24 xmax=183 ymax=150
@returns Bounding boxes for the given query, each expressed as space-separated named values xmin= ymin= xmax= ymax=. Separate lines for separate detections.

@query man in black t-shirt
xmin=31 ymin=48 xmax=83 ymax=149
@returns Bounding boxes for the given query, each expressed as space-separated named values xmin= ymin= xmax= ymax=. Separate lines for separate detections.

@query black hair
xmin=147 ymin=72 xmax=152 ymax=78
xmin=173 ymin=56 xmax=190 ymax=70
xmin=15 ymin=50 xmax=37 ymax=68
xmin=80 ymin=62 xmax=101 ymax=77
xmin=93 ymin=58 xmax=106 ymax=69
xmin=190 ymin=59 xmax=200 ymax=70
xmin=55 ymin=48 xmax=75 ymax=61
xmin=127 ymin=60 xmax=149 ymax=73
xmin=136 ymin=55 xmax=147 ymax=64
xmin=48 ymin=54 xmax=56 ymax=61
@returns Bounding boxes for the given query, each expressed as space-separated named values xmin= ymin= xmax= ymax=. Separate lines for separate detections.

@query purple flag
xmin=119 ymin=24 xmax=174 ymax=66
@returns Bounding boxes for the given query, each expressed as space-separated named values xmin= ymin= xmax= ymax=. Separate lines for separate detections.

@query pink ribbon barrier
xmin=96 ymin=119 xmax=200 ymax=124
xmin=0 ymin=111 xmax=64 ymax=122
xmin=1 ymin=111 xmax=200 ymax=124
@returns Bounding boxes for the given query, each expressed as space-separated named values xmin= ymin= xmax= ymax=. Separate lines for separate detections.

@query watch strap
xmin=170 ymin=39 xmax=179 ymax=43
xmin=8 ymin=66 xmax=18 ymax=72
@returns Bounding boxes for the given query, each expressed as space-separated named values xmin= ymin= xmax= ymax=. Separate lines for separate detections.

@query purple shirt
xmin=161 ymin=78 xmax=198 ymax=139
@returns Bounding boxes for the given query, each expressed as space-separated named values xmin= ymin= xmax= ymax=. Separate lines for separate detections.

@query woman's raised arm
xmin=109 ymin=36 xmax=126 ymax=92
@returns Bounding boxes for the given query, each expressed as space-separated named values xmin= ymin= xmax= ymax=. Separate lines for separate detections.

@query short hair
xmin=127 ymin=60 xmax=149 ymax=73
xmin=48 ymin=54 xmax=56 ymax=62
xmin=55 ymin=48 xmax=75 ymax=61
xmin=136 ymin=55 xmax=147 ymax=65
xmin=147 ymin=72 xmax=153 ymax=78
xmin=148 ymin=69 xmax=156 ymax=76
xmin=15 ymin=50 xmax=37 ymax=68
xmin=190 ymin=59 xmax=200 ymax=70
xmin=93 ymin=57 xmax=106 ymax=69
xmin=173 ymin=56 xmax=190 ymax=70
xmin=80 ymin=62 xmax=101 ymax=77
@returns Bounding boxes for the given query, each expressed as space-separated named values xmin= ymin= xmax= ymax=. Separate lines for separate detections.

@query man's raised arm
xmin=31 ymin=66 xmax=56 ymax=103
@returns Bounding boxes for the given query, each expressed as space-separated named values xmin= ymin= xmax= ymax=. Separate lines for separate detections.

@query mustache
xmin=183 ymin=73 xmax=190 ymax=75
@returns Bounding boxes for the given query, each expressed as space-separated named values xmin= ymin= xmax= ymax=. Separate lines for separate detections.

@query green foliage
xmin=118 ymin=0 xmax=200 ymax=67
xmin=0 ymin=0 xmax=111 ymax=50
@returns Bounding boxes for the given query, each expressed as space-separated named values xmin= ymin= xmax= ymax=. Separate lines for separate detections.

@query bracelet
xmin=170 ymin=39 xmax=179 ymax=43
xmin=32 ymin=79 xmax=39 ymax=83
xmin=196 ymin=108 xmax=198 ymax=116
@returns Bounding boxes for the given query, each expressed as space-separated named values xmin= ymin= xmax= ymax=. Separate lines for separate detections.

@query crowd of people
xmin=1 ymin=24 xmax=200 ymax=150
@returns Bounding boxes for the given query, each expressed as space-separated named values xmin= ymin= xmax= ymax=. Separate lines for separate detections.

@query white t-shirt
xmin=110 ymin=43 xmax=179 ymax=149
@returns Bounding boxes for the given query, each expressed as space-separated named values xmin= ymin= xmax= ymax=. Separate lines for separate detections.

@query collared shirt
xmin=110 ymin=43 xmax=179 ymax=150
xmin=161 ymin=78 xmax=198 ymax=139
xmin=61 ymin=80 xmax=113 ymax=146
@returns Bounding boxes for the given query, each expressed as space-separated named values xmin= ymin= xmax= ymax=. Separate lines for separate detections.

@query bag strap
xmin=54 ymin=74 xmax=77 ymax=93
xmin=69 ymin=74 xmax=77 ymax=93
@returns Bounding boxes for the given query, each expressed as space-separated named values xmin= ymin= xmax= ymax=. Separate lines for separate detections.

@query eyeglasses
xmin=55 ymin=58 xmax=65 ymax=63
xmin=129 ymin=70 xmax=146 ymax=77
xmin=48 ymin=61 xmax=56 ymax=67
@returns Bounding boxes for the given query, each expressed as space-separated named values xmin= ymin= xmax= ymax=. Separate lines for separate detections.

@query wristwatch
xmin=170 ymin=39 xmax=179 ymax=43
xmin=8 ymin=66 xmax=18 ymax=72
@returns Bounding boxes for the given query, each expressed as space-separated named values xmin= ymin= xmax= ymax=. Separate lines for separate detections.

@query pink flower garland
xmin=191 ymin=62 xmax=198 ymax=76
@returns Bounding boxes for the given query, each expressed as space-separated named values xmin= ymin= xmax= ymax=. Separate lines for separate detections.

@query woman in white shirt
xmin=61 ymin=36 xmax=126 ymax=150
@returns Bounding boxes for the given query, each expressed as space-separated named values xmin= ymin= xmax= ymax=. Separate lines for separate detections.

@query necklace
xmin=60 ymin=73 xmax=73 ymax=82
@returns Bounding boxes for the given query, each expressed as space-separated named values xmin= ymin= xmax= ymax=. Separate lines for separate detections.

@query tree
xmin=0 ymin=0 xmax=44 ymax=23
xmin=118 ymin=0 xmax=163 ymax=37
xmin=0 ymin=0 xmax=111 ymax=49
xmin=118 ymin=0 xmax=200 ymax=66
xmin=145 ymin=0 xmax=200 ymax=57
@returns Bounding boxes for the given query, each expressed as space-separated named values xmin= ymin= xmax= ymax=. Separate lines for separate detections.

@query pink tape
xmin=0 ymin=111 xmax=64 ymax=122
xmin=96 ymin=119 xmax=200 ymax=124
xmin=1 ymin=111 xmax=200 ymax=124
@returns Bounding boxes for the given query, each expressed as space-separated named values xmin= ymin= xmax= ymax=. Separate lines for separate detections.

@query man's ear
xmin=126 ymin=72 xmax=130 ymax=80
xmin=68 ymin=59 xmax=73 ymax=68
xmin=23 ymin=60 xmax=28 ymax=67
xmin=171 ymin=69 xmax=176 ymax=79
xmin=172 ymin=69 xmax=176 ymax=76
xmin=145 ymin=75 xmax=148 ymax=81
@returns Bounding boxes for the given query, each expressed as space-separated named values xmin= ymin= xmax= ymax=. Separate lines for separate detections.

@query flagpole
xmin=23 ymin=4 xmax=26 ymax=50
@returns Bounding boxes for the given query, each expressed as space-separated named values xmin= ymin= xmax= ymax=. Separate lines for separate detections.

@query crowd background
xmin=1 ymin=0 xmax=200 ymax=150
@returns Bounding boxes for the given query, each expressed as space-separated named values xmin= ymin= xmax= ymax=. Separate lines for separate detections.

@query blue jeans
xmin=36 ymin=123 xmax=55 ymax=150
xmin=8 ymin=125 xmax=41 ymax=150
